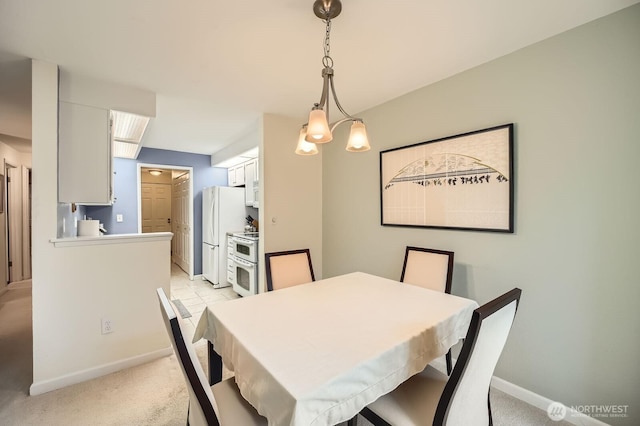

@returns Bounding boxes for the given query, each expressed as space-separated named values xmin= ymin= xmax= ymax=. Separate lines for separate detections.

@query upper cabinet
xmin=227 ymin=157 xmax=259 ymax=208
xmin=244 ymin=158 xmax=258 ymax=208
xmin=228 ymin=163 xmax=245 ymax=187
xmin=58 ymin=101 xmax=114 ymax=205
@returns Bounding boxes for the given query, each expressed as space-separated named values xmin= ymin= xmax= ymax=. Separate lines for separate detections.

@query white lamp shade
xmin=295 ymin=128 xmax=319 ymax=155
xmin=345 ymin=121 xmax=371 ymax=152
xmin=305 ymin=109 xmax=332 ymax=143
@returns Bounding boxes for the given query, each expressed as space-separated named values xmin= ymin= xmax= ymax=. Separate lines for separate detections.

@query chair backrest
xmin=265 ymin=249 xmax=315 ymax=291
xmin=400 ymin=246 xmax=454 ymax=293
xmin=434 ymin=288 xmax=522 ymax=426
xmin=156 ymin=288 xmax=221 ymax=426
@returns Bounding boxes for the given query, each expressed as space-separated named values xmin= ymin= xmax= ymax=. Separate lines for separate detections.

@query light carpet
xmin=0 ymin=280 xmax=568 ymax=425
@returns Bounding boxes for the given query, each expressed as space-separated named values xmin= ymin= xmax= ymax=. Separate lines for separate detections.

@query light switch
xmin=116 ymin=214 xmax=124 ymax=223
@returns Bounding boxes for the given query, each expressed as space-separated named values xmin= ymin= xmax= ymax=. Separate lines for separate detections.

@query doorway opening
xmin=137 ymin=164 xmax=194 ymax=280
xmin=4 ymin=162 xmax=31 ymax=284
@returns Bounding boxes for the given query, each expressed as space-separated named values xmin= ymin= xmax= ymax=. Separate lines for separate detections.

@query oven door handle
xmin=234 ymin=257 xmax=254 ymax=268
xmin=233 ymin=237 xmax=255 ymax=247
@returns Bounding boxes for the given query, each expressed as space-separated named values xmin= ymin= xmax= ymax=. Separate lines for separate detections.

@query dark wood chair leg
xmin=360 ymin=407 xmax=392 ymax=426
xmin=347 ymin=416 xmax=357 ymax=426
xmin=208 ymin=341 xmax=223 ymax=385
xmin=446 ymin=349 xmax=453 ymax=375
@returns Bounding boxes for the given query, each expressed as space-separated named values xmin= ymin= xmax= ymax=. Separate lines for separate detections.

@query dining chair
xmin=265 ymin=248 xmax=315 ymax=291
xmin=358 ymin=287 xmax=522 ymax=426
xmin=401 ymin=246 xmax=455 ymax=374
xmin=156 ymin=288 xmax=267 ymax=426
xmin=401 ymin=246 xmax=454 ymax=293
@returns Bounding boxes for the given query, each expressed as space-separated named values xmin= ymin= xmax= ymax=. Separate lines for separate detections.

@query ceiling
xmin=0 ymin=0 xmax=637 ymax=156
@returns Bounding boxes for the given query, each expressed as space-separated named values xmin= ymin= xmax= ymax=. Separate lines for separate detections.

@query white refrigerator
xmin=202 ymin=186 xmax=246 ymax=287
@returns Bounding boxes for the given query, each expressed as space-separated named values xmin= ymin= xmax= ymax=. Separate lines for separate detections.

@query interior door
xmin=141 ymin=183 xmax=172 ymax=233
xmin=172 ymin=172 xmax=190 ymax=273
xmin=152 ymin=184 xmax=171 ymax=232
xmin=7 ymin=165 xmax=22 ymax=282
xmin=171 ymin=183 xmax=180 ymax=262
xmin=141 ymin=184 xmax=153 ymax=233
xmin=21 ymin=166 xmax=31 ymax=279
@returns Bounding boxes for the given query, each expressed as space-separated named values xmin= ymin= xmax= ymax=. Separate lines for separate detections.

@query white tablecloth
xmin=193 ymin=272 xmax=478 ymax=426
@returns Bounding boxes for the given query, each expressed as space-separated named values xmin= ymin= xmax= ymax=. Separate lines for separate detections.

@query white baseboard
xmin=29 ymin=346 xmax=173 ymax=396
xmin=432 ymin=358 xmax=610 ymax=426
xmin=491 ymin=377 xmax=610 ymax=426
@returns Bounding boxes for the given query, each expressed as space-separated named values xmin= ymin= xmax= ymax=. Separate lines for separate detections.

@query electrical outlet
xmin=101 ymin=317 xmax=114 ymax=334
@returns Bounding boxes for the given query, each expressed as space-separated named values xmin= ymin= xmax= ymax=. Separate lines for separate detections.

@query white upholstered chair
xmin=401 ymin=246 xmax=454 ymax=293
xmin=265 ymin=249 xmax=315 ymax=291
xmin=401 ymin=246 xmax=455 ymax=374
xmin=358 ymin=288 xmax=522 ymax=426
xmin=156 ymin=288 xmax=266 ymax=426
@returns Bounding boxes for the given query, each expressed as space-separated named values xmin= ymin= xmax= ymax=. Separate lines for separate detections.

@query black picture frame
xmin=380 ymin=123 xmax=514 ymax=233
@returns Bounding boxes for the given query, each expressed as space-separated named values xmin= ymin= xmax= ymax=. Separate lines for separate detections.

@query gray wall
xmin=322 ymin=5 xmax=640 ymax=424
xmin=262 ymin=113 xmax=323 ymax=290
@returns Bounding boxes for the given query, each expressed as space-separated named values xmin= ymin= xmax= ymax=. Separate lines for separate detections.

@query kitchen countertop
xmin=50 ymin=232 xmax=173 ymax=247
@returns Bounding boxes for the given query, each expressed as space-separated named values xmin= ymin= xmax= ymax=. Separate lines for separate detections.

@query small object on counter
xmin=78 ymin=219 xmax=100 ymax=237
xmin=244 ymin=215 xmax=257 ymax=232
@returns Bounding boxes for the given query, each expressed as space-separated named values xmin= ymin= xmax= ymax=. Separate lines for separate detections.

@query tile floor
xmin=169 ymin=263 xmax=239 ymax=344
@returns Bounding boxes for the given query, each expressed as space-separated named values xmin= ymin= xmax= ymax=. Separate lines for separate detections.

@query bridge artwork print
xmin=380 ymin=124 xmax=514 ymax=233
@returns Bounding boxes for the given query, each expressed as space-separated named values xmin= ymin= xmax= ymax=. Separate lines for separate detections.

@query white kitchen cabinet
xmin=244 ymin=158 xmax=259 ymax=207
xmin=227 ymin=168 xmax=234 ymax=186
xmin=228 ymin=163 xmax=245 ymax=187
xmin=58 ymin=101 xmax=114 ymax=204
xmin=227 ymin=158 xmax=259 ymax=207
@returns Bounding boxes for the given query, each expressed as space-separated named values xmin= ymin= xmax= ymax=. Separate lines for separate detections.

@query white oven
xmin=230 ymin=256 xmax=258 ymax=297
xmin=232 ymin=234 xmax=258 ymax=263
xmin=230 ymin=233 xmax=259 ymax=297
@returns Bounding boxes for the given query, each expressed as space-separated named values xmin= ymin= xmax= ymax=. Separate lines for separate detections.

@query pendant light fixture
xmin=295 ymin=125 xmax=320 ymax=155
xmin=295 ymin=0 xmax=371 ymax=155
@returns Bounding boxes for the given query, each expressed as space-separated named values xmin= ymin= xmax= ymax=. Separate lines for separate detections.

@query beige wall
xmin=31 ymin=59 xmax=61 ymax=387
xmin=261 ymin=113 xmax=323 ymax=291
xmin=322 ymin=5 xmax=640 ymax=423
xmin=31 ymin=60 xmax=172 ymax=394
xmin=58 ymin=70 xmax=156 ymax=117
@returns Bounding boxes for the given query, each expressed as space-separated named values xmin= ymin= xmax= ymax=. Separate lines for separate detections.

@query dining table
xmin=192 ymin=271 xmax=478 ymax=426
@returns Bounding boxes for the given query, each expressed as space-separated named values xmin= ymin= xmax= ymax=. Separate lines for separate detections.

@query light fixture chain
xmin=298 ymin=0 xmax=370 ymax=154
xmin=322 ymin=19 xmax=332 ymax=68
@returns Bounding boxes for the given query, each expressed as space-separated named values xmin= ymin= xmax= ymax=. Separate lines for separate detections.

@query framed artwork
xmin=380 ymin=123 xmax=514 ymax=233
